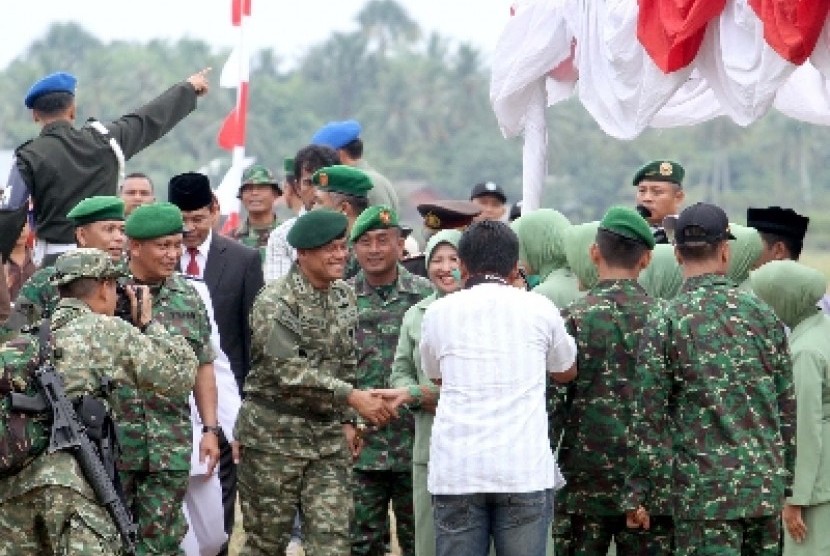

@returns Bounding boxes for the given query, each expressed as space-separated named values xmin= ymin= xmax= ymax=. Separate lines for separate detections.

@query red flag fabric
xmin=221 ymin=211 xmax=240 ymax=236
xmin=637 ymin=0 xmax=727 ymax=73
xmin=217 ymin=82 xmax=249 ymax=150
xmin=749 ymin=0 xmax=830 ymax=66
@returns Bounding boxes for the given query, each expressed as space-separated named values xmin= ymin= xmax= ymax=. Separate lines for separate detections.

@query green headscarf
xmin=564 ymin=221 xmax=600 ymax=291
xmin=424 ymin=229 xmax=462 ymax=297
xmin=510 ymin=208 xmax=571 ymax=279
xmin=638 ymin=244 xmax=682 ymax=300
xmin=726 ymin=223 xmax=763 ymax=290
xmin=751 ymin=260 xmax=826 ymax=329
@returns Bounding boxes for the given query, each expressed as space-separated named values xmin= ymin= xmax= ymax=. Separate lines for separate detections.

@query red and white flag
xmin=216 ymin=0 xmax=252 ymax=233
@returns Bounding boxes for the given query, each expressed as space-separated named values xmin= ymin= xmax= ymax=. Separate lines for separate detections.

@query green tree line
xmin=1 ymin=0 xmax=829 ymax=248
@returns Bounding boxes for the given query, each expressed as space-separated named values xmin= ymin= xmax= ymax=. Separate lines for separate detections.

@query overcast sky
xmin=2 ymin=0 xmax=513 ymax=69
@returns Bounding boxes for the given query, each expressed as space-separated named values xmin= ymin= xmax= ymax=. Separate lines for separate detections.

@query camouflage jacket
xmin=114 ymin=272 xmax=211 ymax=472
xmin=231 ymin=217 xmax=279 ymax=261
xmin=0 ymin=298 xmax=196 ymax=502
xmin=625 ymin=273 xmax=795 ymax=520
xmin=348 ymin=266 xmax=431 ymax=472
xmin=235 ymin=263 xmax=358 ymax=458
xmin=557 ymin=279 xmax=666 ymax=515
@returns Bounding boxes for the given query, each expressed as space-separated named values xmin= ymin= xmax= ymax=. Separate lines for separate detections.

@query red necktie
xmin=186 ymin=247 xmax=200 ymax=276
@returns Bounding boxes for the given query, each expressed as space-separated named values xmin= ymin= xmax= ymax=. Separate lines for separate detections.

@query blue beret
xmin=25 ymin=72 xmax=77 ymax=109
xmin=311 ymin=120 xmax=362 ymax=149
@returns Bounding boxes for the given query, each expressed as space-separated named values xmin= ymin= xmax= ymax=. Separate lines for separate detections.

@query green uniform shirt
xmin=557 ymin=279 xmax=667 ymax=516
xmin=625 ymin=273 xmax=795 ymax=520
xmin=348 ymin=265 xmax=431 ymax=472
xmin=16 ymin=82 xmax=197 ymax=244
xmin=235 ymin=263 xmax=358 ymax=458
xmin=114 ymin=272 xmax=212 ymax=472
xmin=0 ymin=298 xmax=196 ymax=502
xmin=231 ymin=217 xmax=279 ymax=261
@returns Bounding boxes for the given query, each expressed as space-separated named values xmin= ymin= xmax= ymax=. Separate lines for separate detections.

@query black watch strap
xmin=202 ymin=424 xmax=222 ymax=435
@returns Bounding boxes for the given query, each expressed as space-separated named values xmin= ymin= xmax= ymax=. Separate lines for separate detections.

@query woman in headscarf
xmin=511 ymin=208 xmax=581 ymax=308
xmin=727 ymin=223 xmax=763 ymax=291
xmin=752 ymin=260 xmax=830 ymax=555
xmin=638 ymin=244 xmax=683 ymax=300
xmin=387 ymin=230 xmax=462 ymax=556
xmin=563 ymin=221 xmax=600 ymax=293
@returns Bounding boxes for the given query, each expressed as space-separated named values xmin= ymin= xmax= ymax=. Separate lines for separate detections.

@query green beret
xmin=350 ymin=205 xmax=399 ymax=242
xmin=283 ymin=158 xmax=294 ymax=174
xmin=50 ymin=248 xmax=126 ymax=286
xmin=67 ymin=196 xmax=125 ymax=226
xmin=599 ymin=206 xmax=656 ymax=249
xmin=632 ymin=160 xmax=684 ymax=187
xmin=312 ymin=165 xmax=373 ymax=198
xmin=125 ymin=202 xmax=184 ymax=239
xmin=287 ymin=209 xmax=348 ymax=249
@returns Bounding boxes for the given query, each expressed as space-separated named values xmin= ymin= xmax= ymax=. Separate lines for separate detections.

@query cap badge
xmin=424 ymin=212 xmax=441 ymax=230
xmin=318 ymin=172 xmax=328 ymax=187
xmin=659 ymin=162 xmax=673 ymax=176
xmin=485 ymin=182 xmax=497 ymax=191
xmin=379 ymin=210 xmax=391 ymax=225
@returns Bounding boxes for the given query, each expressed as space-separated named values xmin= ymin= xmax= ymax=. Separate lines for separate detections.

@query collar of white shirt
xmin=181 ymin=230 xmax=212 ymax=275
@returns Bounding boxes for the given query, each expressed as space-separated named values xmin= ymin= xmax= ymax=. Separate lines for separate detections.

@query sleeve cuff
xmin=334 ymin=382 xmax=354 ymax=403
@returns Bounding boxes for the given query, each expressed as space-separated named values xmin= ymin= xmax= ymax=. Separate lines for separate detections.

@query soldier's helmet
xmin=50 ymin=248 xmax=125 ymax=286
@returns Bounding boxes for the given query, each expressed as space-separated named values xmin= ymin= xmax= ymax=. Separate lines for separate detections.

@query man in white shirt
xmin=419 ymin=220 xmax=577 ymax=556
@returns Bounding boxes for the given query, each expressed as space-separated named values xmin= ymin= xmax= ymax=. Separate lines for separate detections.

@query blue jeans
xmin=432 ymin=489 xmax=553 ymax=556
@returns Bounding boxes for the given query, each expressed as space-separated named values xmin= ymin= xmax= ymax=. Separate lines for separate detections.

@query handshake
xmin=346 ymin=386 xmax=439 ymax=426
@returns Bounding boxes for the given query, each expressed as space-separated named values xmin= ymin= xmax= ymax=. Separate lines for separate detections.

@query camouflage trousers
xmin=673 ymin=516 xmax=780 ymax=556
xmin=552 ymin=512 xmax=674 ymax=555
xmin=238 ymin=446 xmax=352 ymax=556
xmin=351 ymin=468 xmax=415 ymax=556
xmin=0 ymin=485 xmax=121 ymax=555
xmin=121 ymin=469 xmax=189 ymax=555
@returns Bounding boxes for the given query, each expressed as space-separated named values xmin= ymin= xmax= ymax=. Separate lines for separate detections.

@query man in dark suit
xmin=168 ymin=171 xmax=264 ymax=555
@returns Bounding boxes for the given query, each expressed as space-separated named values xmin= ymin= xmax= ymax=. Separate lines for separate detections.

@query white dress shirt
xmin=180 ymin=231 xmax=212 ymax=279
xmin=420 ymin=282 xmax=576 ymax=495
xmin=263 ymin=208 xmax=306 ymax=283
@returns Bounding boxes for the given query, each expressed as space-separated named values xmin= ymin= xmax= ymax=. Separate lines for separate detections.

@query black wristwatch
xmin=202 ymin=424 xmax=222 ymax=436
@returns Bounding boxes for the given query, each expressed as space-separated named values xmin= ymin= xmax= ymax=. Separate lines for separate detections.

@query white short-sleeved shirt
xmin=420 ymin=282 xmax=576 ymax=495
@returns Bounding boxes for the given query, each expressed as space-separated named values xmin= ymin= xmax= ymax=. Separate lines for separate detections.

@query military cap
xmin=746 ymin=206 xmax=809 ymax=242
xmin=599 ymin=206 xmax=656 ymax=249
xmin=67 ymin=196 xmax=125 ymax=226
xmin=238 ymin=164 xmax=280 ymax=198
xmin=509 ymin=200 xmax=523 ymax=222
xmin=632 ymin=160 xmax=685 ymax=187
xmin=50 ymin=248 xmax=126 ymax=286
xmin=350 ymin=205 xmax=399 ymax=242
xmin=312 ymin=165 xmax=373 ymax=197
xmin=470 ymin=181 xmax=507 ymax=204
xmin=168 ymin=172 xmax=212 ymax=211
xmin=417 ymin=200 xmax=482 ymax=231
xmin=25 ymin=71 xmax=76 ymax=109
xmin=125 ymin=202 xmax=184 ymax=239
xmin=287 ymin=209 xmax=348 ymax=249
xmin=311 ymin=120 xmax=362 ymax=150
xmin=670 ymin=202 xmax=735 ymax=246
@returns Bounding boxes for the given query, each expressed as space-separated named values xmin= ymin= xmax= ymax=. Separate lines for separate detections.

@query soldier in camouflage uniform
xmin=310 ymin=165 xmax=373 ymax=280
xmin=553 ymin=207 xmax=673 ymax=555
xmin=11 ymin=196 xmax=127 ymax=329
xmin=235 ymin=209 xmax=396 ymax=556
xmin=624 ymin=203 xmax=795 ymax=555
xmin=347 ymin=206 xmax=432 ymax=556
xmin=0 ymin=248 xmax=197 ymax=555
xmin=120 ymin=202 xmax=220 ymax=555
xmin=231 ymin=164 xmax=282 ymax=261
